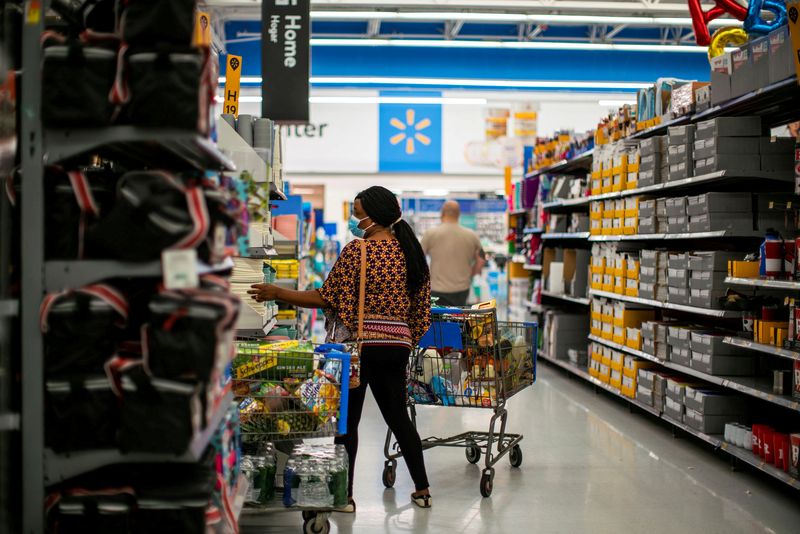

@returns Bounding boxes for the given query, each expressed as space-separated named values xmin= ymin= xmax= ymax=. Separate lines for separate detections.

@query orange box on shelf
xmin=755 ymin=320 xmax=789 ymax=344
xmin=625 ymin=179 xmax=638 ymax=190
xmin=624 ymin=286 xmax=639 ymax=298
xmin=599 ymin=365 xmax=611 ymax=384
xmin=612 ymin=327 xmax=626 ymax=346
xmin=626 ymin=262 xmax=640 ymax=280
xmin=625 ymin=328 xmax=641 ymax=350
xmin=601 ymin=323 xmax=613 ymax=340
xmin=613 ymin=308 xmax=656 ymax=328
xmin=728 ymin=260 xmax=760 ymax=279
xmin=610 ymin=370 xmax=623 ymax=390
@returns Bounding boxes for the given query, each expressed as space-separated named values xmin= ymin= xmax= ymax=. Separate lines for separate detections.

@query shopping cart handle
xmin=431 ymin=307 xmax=464 ymax=315
xmin=316 ymin=343 xmax=348 ymax=353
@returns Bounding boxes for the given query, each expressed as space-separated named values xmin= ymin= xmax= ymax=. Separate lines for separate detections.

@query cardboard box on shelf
xmin=667 ymin=378 xmax=705 ymax=402
xmin=684 ymin=386 xmax=748 ymax=414
xmin=695 ymin=116 xmax=762 ymax=139
xmin=668 ymin=285 xmax=690 ymax=305
xmin=710 ymin=53 xmax=733 ymax=105
xmin=689 ymin=251 xmax=744 ymax=272
xmin=750 ymin=36 xmax=771 ymax=90
xmin=668 ymin=125 xmax=696 ymax=147
xmin=790 ymin=433 xmax=800 ymax=478
xmin=687 ymin=192 xmax=752 ymax=215
xmin=731 ymin=46 xmax=754 ymax=97
xmin=670 ymin=345 xmax=692 ymax=367
xmin=689 ymin=271 xmax=728 ymax=291
xmin=664 ymin=396 xmax=685 ymax=421
xmin=690 ymin=351 xmax=756 ymax=376
xmin=694 ymin=153 xmax=761 ymax=175
xmin=693 ymin=137 xmax=759 ymax=160
xmin=668 ymin=267 xmax=689 ymax=288
xmin=690 ymin=331 xmax=747 ymax=355
xmin=768 ymin=25 xmax=794 ymax=84
xmin=728 ymin=260 xmax=760 ymax=278
xmin=793 ymin=360 xmax=800 ymax=400
xmin=688 ymin=212 xmax=754 ymax=233
xmin=665 ymin=196 xmax=687 ymax=217
xmin=667 ymin=216 xmax=689 ymax=233
xmin=684 ymin=407 xmax=744 ymax=435
xmin=689 ymin=287 xmax=728 ymax=309
xmin=637 ymin=383 xmax=655 ymax=406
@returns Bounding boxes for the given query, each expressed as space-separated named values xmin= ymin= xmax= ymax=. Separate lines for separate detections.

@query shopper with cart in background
xmin=422 ymin=200 xmax=486 ymax=306
xmin=249 ymin=185 xmax=434 ymax=512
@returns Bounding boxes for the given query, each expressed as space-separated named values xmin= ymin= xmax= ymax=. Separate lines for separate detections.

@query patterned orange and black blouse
xmin=317 ymin=239 xmax=431 ymax=348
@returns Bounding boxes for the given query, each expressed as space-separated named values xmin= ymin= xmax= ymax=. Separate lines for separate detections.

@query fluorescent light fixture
xmin=309 ymin=10 xmax=741 ymax=28
xmin=309 ymin=38 xmax=713 ymax=53
xmin=598 ymin=99 xmax=637 ymax=106
xmin=308 ymin=77 xmax=651 ymax=90
xmin=423 ymin=189 xmax=450 ymax=197
xmin=309 ymin=95 xmax=488 ymax=105
xmin=217 ymin=95 xmax=489 ymax=105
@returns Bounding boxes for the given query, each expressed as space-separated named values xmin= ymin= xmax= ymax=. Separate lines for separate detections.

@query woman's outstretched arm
xmin=248 ymin=284 xmax=326 ymax=309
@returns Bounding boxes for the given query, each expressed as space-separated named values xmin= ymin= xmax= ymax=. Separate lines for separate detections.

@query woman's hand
xmin=248 ymin=283 xmax=280 ymax=303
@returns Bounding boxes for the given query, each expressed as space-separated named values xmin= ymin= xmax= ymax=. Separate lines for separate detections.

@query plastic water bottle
xmin=283 ymin=458 xmax=297 ymax=506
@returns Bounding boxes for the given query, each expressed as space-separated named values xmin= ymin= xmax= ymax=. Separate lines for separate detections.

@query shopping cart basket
xmin=234 ymin=341 xmax=351 ymax=534
xmin=382 ymin=307 xmax=537 ymax=498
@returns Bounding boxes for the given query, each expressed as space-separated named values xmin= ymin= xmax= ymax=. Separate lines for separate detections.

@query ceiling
xmin=204 ymin=0 xmax=739 ymax=49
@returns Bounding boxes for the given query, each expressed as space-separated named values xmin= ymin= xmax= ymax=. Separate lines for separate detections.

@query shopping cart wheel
xmin=480 ymin=469 xmax=495 ymax=498
xmin=302 ymin=511 xmax=315 ymax=521
xmin=382 ymin=460 xmax=397 ymax=488
xmin=465 ymin=444 xmax=481 ymax=464
xmin=303 ymin=515 xmax=330 ymax=534
xmin=509 ymin=445 xmax=523 ymax=468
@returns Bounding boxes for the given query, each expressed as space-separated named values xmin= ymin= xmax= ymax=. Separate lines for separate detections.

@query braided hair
xmin=355 ymin=186 xmax=429 ymax=293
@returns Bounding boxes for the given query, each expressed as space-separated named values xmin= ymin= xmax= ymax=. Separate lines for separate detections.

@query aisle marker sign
xmin=194 ymin=11 xmax=212 ymax=48
xmin=224 ymin=54 xmax=243 ymax=117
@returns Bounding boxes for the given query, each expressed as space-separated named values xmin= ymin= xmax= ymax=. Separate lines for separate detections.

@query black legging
xmin=334 ymin=345 xmax=429 ymax=496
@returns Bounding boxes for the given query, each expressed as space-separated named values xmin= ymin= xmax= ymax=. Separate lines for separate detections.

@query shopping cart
xmin=382 ymin=307 xmax=537 ymax=498
xmin=233 ymin=342 xmax=351 ymax=534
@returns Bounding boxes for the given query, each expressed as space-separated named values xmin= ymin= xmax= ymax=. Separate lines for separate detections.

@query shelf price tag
xmin=162 ymin=249 xmax=199 ymax=290
xmin=224 ymin=54 xmax=243 ymax=117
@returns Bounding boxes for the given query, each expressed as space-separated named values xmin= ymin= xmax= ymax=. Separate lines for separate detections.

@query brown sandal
xmin=411 ymin=493 xmax=432 ymax=508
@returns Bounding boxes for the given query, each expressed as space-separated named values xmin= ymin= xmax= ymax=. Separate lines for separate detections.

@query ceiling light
xmin=309 ymin=38 xmax=714 ymax=53
xmin=308 ymin=77 xmax=651 ymax=90
xmin=308 ymin=10 xmax=740 ymax=28
xmin=309 ymin=95 xmax=488 ymax=105
xmin=423 ymin=189 xmax=450 ymax=197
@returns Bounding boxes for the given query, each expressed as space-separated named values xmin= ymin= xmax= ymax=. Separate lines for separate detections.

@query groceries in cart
xmin=409 ymin=308 xmax=536 ymax=408
xmin=232 ymin=341 xmax=349 ymax=448
xmin=282 ymin=444 xmax=349 ymax=509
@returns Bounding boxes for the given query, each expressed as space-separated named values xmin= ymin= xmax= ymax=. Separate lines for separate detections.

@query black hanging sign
xmin=262 ymin=0 xmax=310 ymax=123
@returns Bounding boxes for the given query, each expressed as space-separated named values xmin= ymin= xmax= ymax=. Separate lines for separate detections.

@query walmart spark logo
xmin=389 ymin=109 xmax=432 ymax=155
xmin=379 ymin=98 xmax=442 ymax=173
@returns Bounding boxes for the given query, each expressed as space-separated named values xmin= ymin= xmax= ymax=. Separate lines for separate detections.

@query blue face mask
xmin=349 ymin=215 xmax=373 ymax=238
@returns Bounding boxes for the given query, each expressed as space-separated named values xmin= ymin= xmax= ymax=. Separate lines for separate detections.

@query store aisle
xmin=242 ymin=364 xmax=800 ymax=534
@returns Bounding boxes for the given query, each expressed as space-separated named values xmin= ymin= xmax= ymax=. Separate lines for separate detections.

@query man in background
xmin=422 ymin=200 xmax=486 ymax=306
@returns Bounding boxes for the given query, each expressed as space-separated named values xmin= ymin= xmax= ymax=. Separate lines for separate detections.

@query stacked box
xmin=638 ymin=199 xmax=657 ymax=234
xmin=769 ymin=26 xmax=793 ymax=84
xmin=730 ymin=46 xmax=753 ymax=98
xmin=640 ymin=249 xmax=668 ymax=300
xmin=653 ymin=372 xmax=674 ymax=413
xmin=667 ymin=125 xmax=695 ymax=181
xmin=665 ymin=196 xmax=688 ymax=233
xmin=656 ymin=198 xmax=668 ymax=234
xmin=694 ymin=117 xmax=762 ymax=173
xmin=612 ymin=303 xmax=655 ymax=345
xmin=688 ymin=251 xmax=741 ymax=309
xmin=686 ymin=192 xmax=755 ymax=235
xmin=760 ymin=137 xmax=794 ymax=172
xmin=638 ymin=135 xmax=667 ymax=187
xmin=544 ymin=311 xmax=590 ymax=361
xmin=642 ymin=321 xmax=670 ymax=361
xmin=667 ymin=325 xmax=700 ymax=367
xmin=684 ymin=386 xmax=748 ymax=434
xmin=689 ymin=331 xmax=756 ymax=376
xmin=667 ymin=252 xmax=689 ymax=305
xmin=710 ymin=52 xmax=732 ymax=105
xmin=756 ymin=192 xmax=798 ymax=233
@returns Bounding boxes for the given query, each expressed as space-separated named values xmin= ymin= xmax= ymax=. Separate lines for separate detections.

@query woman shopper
xmin=248 ymin=186 xmax=433 ymax=512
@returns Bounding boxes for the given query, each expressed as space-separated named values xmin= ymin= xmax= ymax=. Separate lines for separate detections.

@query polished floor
xmin=242 ymin=364 xmax=800 ymax=533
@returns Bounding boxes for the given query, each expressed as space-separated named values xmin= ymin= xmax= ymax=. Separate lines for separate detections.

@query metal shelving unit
xmin=541 ymin=290 xmax=590 ymax=306
xmin=542 ymin=231 xmax=591 ymax=240
xmin=588 ymin=289 xmax=742 ymax=318
xmin=587 ymin=335 xmax=799 ymax=412
xmin=589 ymin=230 xmax=764 ymax=242
xmin=45 ymin=127 xmax=236 ymax=172
xmin=524 ymin=148 xmax=594 ymax=179
xmin=725 ymin=277 xmax=800 ymax=290
xmin=723 ymin=336 xmax=800 ymax=362
xmin=541 ymin=349 xmax=800 ymax=489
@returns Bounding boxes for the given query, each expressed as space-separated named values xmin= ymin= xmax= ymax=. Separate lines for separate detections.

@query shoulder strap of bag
xmin=357 ymin=240 xmax=367 ymax=342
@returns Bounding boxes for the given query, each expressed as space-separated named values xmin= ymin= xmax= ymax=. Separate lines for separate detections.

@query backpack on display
xmin=119 ymin=0 xmax=197 ymax=47
xmin=44 ymin=166 xmax=119 ymax=259
xmin=40 ymin=283 xmax=128 ymax=377
xmin=45 ymin=376 xmax=119 ymax=452
xmin=41 ymin=32 xmax=118 ymax=128
xmin=143 ymin=288 xmax=239 ymax=383
xmin=111 ymin=361 xmax=205 ymax=455
xmin=85 ymin=170 xmax=210 ymax=261
xmin=120 ymin=47 xmax=216 ymax=134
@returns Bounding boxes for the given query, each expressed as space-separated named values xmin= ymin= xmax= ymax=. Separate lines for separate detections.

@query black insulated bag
xmin=125 ymin=48 xmax=214 ymax=134
xmin=120 ymin=0 xmax=197 ymax=46
xmin=85 ymin=171 xmax=210 ymax=261
xmin=113 ymin=363 xmax=204 ymax=455
xmin=40 ymin=284 xmax=128 ymax=377
xmin=143 ymin=288 xmax=239 ymax=383
xmin=50 ymin=488 xmax=135 ymax=534
xmin=45 ymin=166 xmax=118 ymax=260
xmin=42 ymin=33 xmax=117 ymax=128
xmin=45 ymin=376 xmax=118 ymax=452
